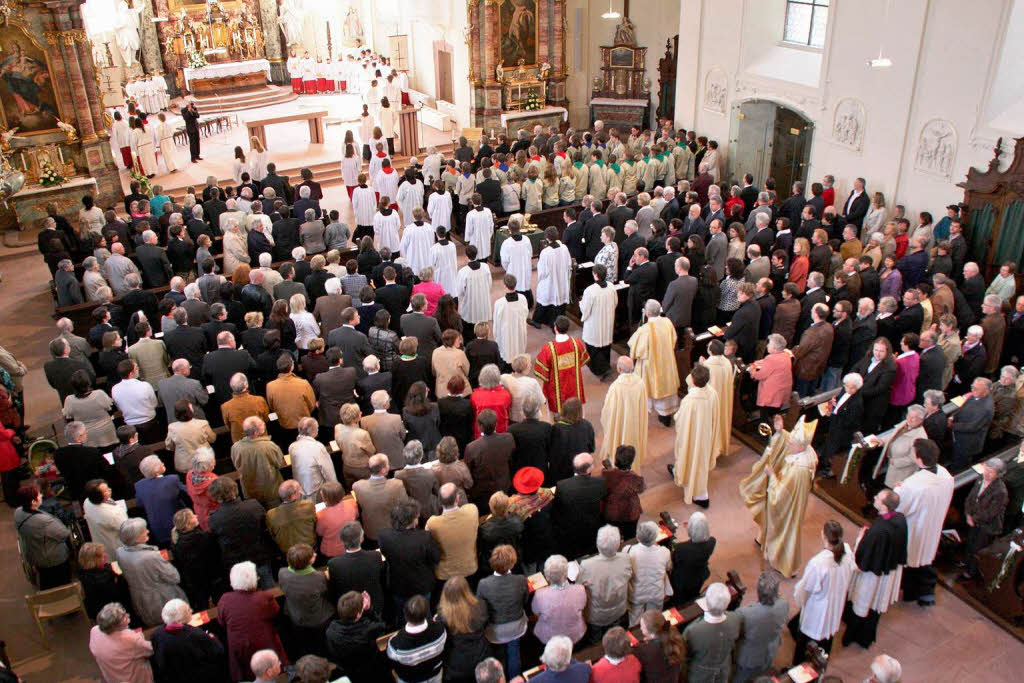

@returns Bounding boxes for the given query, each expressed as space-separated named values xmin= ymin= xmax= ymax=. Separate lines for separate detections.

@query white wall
xmin=366 ymin=0 xmax=472 ymax=131
xmin=564 ymin=0 xmax=681 ymax=128
xmin=673 ymin=0 xmax=1024 ymax=219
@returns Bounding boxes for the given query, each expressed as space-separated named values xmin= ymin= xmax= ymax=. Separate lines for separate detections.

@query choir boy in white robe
xmin=111 ymin=111 xmax=133 ymax=168
xmin=385 ymin=75 xmax=401 ymax=110
xmin=530 ymin=227 xmax=571 ymax=330
xmin=374 ymin=158 xmax=399 ymax=209
xmin=365 ymin=78 xmax=381 ymax=121
xmin=287 ymin=51 xmax=302 ymax=94
xmin=131 ymin=119 xmax=157 ymax=177
xmin=499 ymin=214 xmax=534 ymax=308
xmin=789 ymin=520 xmax=855 ymax=665
xmin=422 ymin=147 xmax=444 ymax=185
xmin=396 ymin=169 xmax=425 ymax=226
xmin=373 ymin=198 xmax=402 ymax=255
xmin=351 ymin=173 xmax=377 ymax=242
xmin=368 ymin=142 xmax=390 ymax=182
xmin=426 ymin=181 xmax=453 ymax=231
xmin=842 ymin=488 xmax=908 ymax=649
xmin=397 ymin=69 xmax=410 ymax=106
xmin=155 ymin=113 xmax=178 ymax=173
xmin=493 ymin=273 xmax=529 ymax=364
xmin=465 ymin=194 xmax=495 ymax=261
xmin=457 ymin=245 xmax=492 ymax=339
xmin=399 ymin=207 xmax=436 ymax=276
xmin=894 ymin=439 xmax=953 ymax=607
xmin=430 ymin=227 xmax=458 ymax=294
xmin=579 ymin=263 xmax=618 ymax=379
xmin=341 ymin=143 xmax=362 ymax=200
xmin=301 ymin=51 xmax=317 ymax=94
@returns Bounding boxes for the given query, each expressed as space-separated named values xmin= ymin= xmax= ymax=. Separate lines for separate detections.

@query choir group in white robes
xmin=465 ymin=205 xmax=496 ymax=261
xmin=400 ymin=219 xmax=436 ymax=276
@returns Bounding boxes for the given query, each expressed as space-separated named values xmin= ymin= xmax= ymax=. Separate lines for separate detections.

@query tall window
xmin=783 ymin=0 xmax=829 ymax=49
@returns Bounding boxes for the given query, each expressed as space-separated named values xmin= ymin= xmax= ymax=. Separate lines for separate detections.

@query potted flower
xmin=38 ymin=158 xmax=66 ymax=188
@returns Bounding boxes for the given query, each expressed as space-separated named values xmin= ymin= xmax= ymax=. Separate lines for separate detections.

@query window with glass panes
xmin=783 ymin=0 xmax=829 ymax=48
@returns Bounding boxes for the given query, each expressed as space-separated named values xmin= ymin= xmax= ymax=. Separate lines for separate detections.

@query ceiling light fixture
xmin=868 ymin=1 xmax=893 ymax=69
xmin=602 ymin=1 xmax=620 ymax=20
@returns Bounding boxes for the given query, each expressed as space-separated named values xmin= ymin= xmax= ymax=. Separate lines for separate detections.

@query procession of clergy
xmin=286 ymin=48 xmax=409 ymax=105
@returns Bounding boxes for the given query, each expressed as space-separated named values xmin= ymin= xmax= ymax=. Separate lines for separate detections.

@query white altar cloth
xmin=588 ymin=97 xmax=648 ymax=108
xmin=500 ymin=106 xmax=569 ymax=131
xmin=183 ymin=59 xmax=271 ymax=90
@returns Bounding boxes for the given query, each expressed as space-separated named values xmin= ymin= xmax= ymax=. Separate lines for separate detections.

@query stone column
xmin=258 ymin=0 xmax=286 ymax=83
xmin=137 ymin=0 xmax=163 ymax=75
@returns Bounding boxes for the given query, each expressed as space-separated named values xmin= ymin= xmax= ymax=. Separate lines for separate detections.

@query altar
xmin=589 ymin=18 xmax=651 ymax=130
xmin=499 ymin=107 xmax=568 ymax=135
xmin=182 ymin=59 xmax=271 ymax=95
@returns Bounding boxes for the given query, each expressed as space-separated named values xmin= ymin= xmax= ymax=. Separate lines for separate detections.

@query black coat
xmin=797 ymin=288 xmax=827 ymax=340
xmin=859 ymin=267 xmax=881 ymax=302
xmin=135 ymin=243 xmax=173 ymax=288
xmin=121 ymin=288 xmax=160 ymax=328
xmin=779 ymin=194 xmax=807 ymax=226
xmin=551 ymin=475 xmax=606 ymax=559
xmin=583 ymin=213 xmax=611 ymax=262
xmin=563 ymin=221 xmax=585 ymax=263
xmin=327 ymin=549 xmax=386 ymax=609
xmin=852 ymin=355 xmax=897 ymax=432
xmin=208 ymin=498 xmax=272 ymax=568
xmin=842 ymin=191 xmax=870 ymax=227
xmin=377 ymin=527 xmax=441 ymax=598
xmin=669 ymin=538 xmax=716 ymax=605
xmin=962 ymin=275 xmax=986 ymax=321
xmin=477 ymin=178 xmax=502 ymax=214
xmin=849 ymin=315 xmax=877 ymax=370
xmin=171 ymin=527 xmax=223 ymax=611
xmin=823 ymin=391 xmax=864 ymax=459
xmin=608 ymin=205 xmax=635 ymax=242
xmin=324 ymin=617 xmax=387 ymax=683
xmin=509 ymin=418 xmax=553 ymax=476
xmin=723 ymin=298 xmax=760 ymax=362
xmin=164 ymin=325 xmax=208 ymax=376
xmin=916 ymin=345 xmax=945 ymax=401
xmin=618 ymin=234 xmax=645 ymax=276
xmin=201 ymin=347 xmax=254 ymax=403
xmin=151 ymin=623 xmax=228 ymax=683
xmin=953 ymin=344 xmax=987 ymax=391
xmin=828 ymin=318 xmax=853 ymax=369
xmin=166 ymin=237 xmax=194 ymax=274
xmin=271 ymin=217 xmax=300 ymax=261
xmin=374 ymin=283 xmax=411 ymax=333
xmin=625 ymin=261 xmax=658 ymax=324
xmin=54 ymin=443 xmax=114 ymax=500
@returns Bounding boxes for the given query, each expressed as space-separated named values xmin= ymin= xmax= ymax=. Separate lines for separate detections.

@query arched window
xmin=783 ymin=0 xmax=830 ymax=49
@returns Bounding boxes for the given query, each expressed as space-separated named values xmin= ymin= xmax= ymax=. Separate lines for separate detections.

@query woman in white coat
xmin=379 ymin=97 xmax=398 ymax=156
xmin=789 ymin=520 xmax=855 ymax=665
xmin=230 ymin=146 xmax=247 ymax=186
xmin=248 ymin=136 xmax=268 ymax=183
xmin=396 ymin=168 xmax=425 ymax=226
xmin=221 ymin=218 xmax=249 ymax=276
xmin=422 ymin=146 xmax=444 ymax=185
xmin=861 ymin=191 xmax=888 ymax=243
xmin=82 ymin=479 xmax=128 ymax=557
xmin=131 ymin=118 xmax=157 ymax=177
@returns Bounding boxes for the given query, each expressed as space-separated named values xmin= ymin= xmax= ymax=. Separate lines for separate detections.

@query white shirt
xmin=500 ymin=234 xmax=533 ymax=291
xmin=895 ymin=465 xmax=954 ymax=567
xmin=456 ymin=264 xmax=492 ymax=324
xmin=466 ymin=207 xmax=496 ymax=260
xmin=794 ymin=546 xmax=855 ymax=640
xmin=111 ymin=378 xmax=158 ymax=425
xmin=536 ymin=243 xmax=572 ymax=306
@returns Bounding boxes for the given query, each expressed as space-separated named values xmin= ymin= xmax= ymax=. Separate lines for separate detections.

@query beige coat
xmin=352 ymin=476 xmax=409 ymax=541
xmin=432 ymin=346 xmax=471 ymax=398
xmin=628 ymin=317 xmax=679 ymax=401
xmin=426 ymin=504 xmax=479 ymax=579
xmin=127 ymin=337 xmax=170 ymax=389
xmin=672 ymin=384 xmax=721 ymax=503
xmin=230 ymin=434 xmax=285 ymax=508
xmin=164 ymin=418 xmax=217 ymax=473
xmin=598 ymin=372 xmax=649 ymax=469
xmin=222 ymin=230 xmax=249 ymax=277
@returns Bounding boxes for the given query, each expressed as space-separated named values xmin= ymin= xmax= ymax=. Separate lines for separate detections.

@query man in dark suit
xmin=203 ymin=196 xmax=227 ymax=235
xmin=356 ymin=364 xmax=392 ymax=416
xmin=247 ymin=223 xmax=274 ymax=265
xmin=951 ymin=328 xmax=987 ymax=395
xmin=779 ymin=181 xmax=808 ymax=226
xmin=240 ymin=273 xmax=273 ymax=317
xmin=273 ymin=263 xmax=309 ymax=307
xmin=607 ymin=193 xmax=635 ymax=242
xmin=806 ymin=182 xmax=826 ymax=220
xmin=948 ymin=220 xmax=968 ymax=280
xmin=296 ymin=167 xmax=323 ymax=201
xmin=400 ymin=297 xmax=442 ymax=358
xmin=164 ymin=309 xmax=209 ymax=377
xmin=703 ymin=196 xmax=726 ymax=230
xmin=55 ymin=422 xmax=116 ymax=500
xmin=723 ymin=282 xmax=761 ymax=363
xmin=313 ymin=348 xmax=357 ymax=430
xmin=858 ymin=256 xmax=880 ymax=302
xmin=119 ymin=273 xmax=160 ymax=329
xmin=551 ymin=453 xmax=606 ymax=560
xmin=201 ymin=331 xmax=255 ymax=404
xmin=797 ymin=272 xmax=827 ymax=341
xmin=464 ymin=410 xmax=515 ymax=510
xmin=893 ymin=290 xmax=925 ymax=340
xmin=680 ymin=203 xmax=705 ymax=242
xmin=852 ymin=343 xmax=898 ymax=434
xmin=476 ymin=168 xmax=502 ymax=215
xmin=562 ymin=209 xmax=585 ymax=264
xmin=582 ymin=200 xmax=611 ymax=262
xmin=950 ymin=378 xmax=995 ymax=470
xmin=820 ymin=377 xmax=865 ymax=477
xmin=739 ymin=174 xmax=759 ymax=216
xmin=373 ymin=267 xmax=409 ymax=333
xmin=44 ymin=338 xmax=95 ymax=403
xmin=659 ymin=187 xmax=681 ymax=223
xmin=618 ymin=221 xmax=645 ymax=278
xmin=292 ymin=185 xmax=322 ymax=221
xmin=961 ymin=263 xmax=986 ymax=323
xmin=260 ymin=162 xmax=293 ymax=203
xmin=655 ymin=237 xmax=683 ymax=300
xmin=508 ymin=395 xmax=553 ymax=476
xmin=916 ymin=331 xmax=945 ymax=402
xmin=840 ymin=177 xmax=870 ymax=229
xmin=849 ymin=299 xmax=878 ymax=370
xmin=327 ymin=307 xmax=373 ymax=371
xmin=326 ymin=521 xmax=386 ymax=607
xmin=747 ymin=215 xmax=775 ymax=256
xmin=135 ymin=231 xmax=172 ymax=288
xmin=473 ymin=137 xmax=494 ymax=171
xmin=271 ymin=212 xmax=300 ymax=261
xmin=663 ymin=257 xmax=697 ymax=335
xmin=371 ymin=249 xmax=404 ymax=288
xmin=201 ymin=303 xmax=238 ymax=350
xmin=623 ymin=247 xmax=658 ymax=326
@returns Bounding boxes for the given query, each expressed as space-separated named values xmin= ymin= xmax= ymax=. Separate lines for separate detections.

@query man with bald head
xmin=157 ymin=358 xmax=209 ymax=422
xmin=599 ymin=356 xmax=650 ymax=469
xmin=551 ymin=452 xmax=607 ymax=559
xmin=230 ymin=416 xmax=285 ymax=508
xmin=352 ymin=454 xmax=409 ymax=546
xmin=426 ymin=483 xmax=480 ymax=580
xmin=135 ymin=228 xmax=173 ymax=288
xmin=202 ymin=330 xmax=256 ymax=404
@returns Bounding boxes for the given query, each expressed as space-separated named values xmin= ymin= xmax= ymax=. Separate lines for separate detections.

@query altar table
xmin=245 ymin=109 xmax=328 ymax=148
xmin=499 ymin=106 xmax=569 ymax=134
xmin=183 ymin=59 xmax=271 ymax=94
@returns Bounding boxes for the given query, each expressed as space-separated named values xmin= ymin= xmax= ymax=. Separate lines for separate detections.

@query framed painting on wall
xmin=0 ymin=22 xmax=64 ymax=136
xmin=610 ymin=47 xmax=635 ymax=68
xmin=499 ymin=0 xmax=538 ymax=67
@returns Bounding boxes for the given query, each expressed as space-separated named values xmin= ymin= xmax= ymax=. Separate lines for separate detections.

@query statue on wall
xmin=113 ymin=0 xmax=144 ymax=67
xmin=342 ymin=5 xmax=364 ymax=47
xmin=915 ymin=119 xmax=956 ymax=178
xmin=613 ymin=16 xmax=636 ymax=47
xmin=831 ymin=98 xmax=866 ymax=152
xmin=278 ymin=0 xmax=304 ymax=47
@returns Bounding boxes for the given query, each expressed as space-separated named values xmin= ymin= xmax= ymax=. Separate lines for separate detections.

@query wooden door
xmin=437 ymin=50 xmax=454 ymax=103
xmin=770 ymin=106 xmax=813 ymax=192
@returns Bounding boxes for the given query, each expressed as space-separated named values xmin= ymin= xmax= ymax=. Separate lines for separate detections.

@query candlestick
xmin=20 ymin=153 xmax=26 ymax=170
xmin=58 ymin=147 xmax=64 ymax=164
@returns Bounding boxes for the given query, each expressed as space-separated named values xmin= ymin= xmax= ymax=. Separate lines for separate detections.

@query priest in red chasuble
xmin=534 ymin=315 xmax=590 ymax=414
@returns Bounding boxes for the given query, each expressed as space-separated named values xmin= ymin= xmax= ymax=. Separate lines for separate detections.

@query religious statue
xmin=539 ymin=62 xmax=550 ymax=80
xmin=278 ymin=0 xmax=304 ymax=47
xmin=342 ymin=5 xmax=364 ymax=46
xmin=613 ymin=16 xmax=636 ymax=46
xmin=496 ymin=61 xmax=505 ymax=83
xmin=113 ymin=0 xmax=144 ymax=66
xmin=55 ymin=118 xmax=78 ymax=143
xmin=515 ymin=58 xmax=527 ymax=80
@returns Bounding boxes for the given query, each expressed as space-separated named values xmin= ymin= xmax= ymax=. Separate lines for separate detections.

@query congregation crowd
xmin=8 ymin=104 xmax=1024 ymax=683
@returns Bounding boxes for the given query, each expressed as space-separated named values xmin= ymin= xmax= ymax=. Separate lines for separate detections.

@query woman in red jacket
xmin=787 ymin=238 xmax=810 ymax=294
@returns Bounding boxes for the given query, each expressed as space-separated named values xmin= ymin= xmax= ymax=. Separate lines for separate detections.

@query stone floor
xmin=3 ymin=176 xmax=1023 ymax=681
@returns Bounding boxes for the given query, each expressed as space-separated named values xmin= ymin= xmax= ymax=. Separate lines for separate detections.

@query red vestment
xmin=534 ymin=337 xmax=589 ymax=413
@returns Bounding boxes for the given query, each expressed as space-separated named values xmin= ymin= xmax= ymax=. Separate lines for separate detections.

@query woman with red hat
xmin=508 ymin=466 xmax=556 ymax=572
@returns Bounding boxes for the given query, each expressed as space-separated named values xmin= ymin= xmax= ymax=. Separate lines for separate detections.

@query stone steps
xmin=187 ymin=85 xmax=298 ymax=114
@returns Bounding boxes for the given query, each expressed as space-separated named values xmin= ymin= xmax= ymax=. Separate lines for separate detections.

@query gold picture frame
xmin=0 ymin=19 xmax=68 ymax=137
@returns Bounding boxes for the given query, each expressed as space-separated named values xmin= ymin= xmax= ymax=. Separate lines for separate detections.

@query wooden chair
xmin=24 ymin=582 xmax=88 ymax=647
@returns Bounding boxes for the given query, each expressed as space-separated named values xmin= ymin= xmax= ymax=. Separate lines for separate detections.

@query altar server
xmin=373 ymin=158 xmax=399 ymax=209
xmin=466 ymin=194 xmax=496 ymax=262
xmin=301 ymin=51 xmax=317 ymax=94
xmin=341 ymin=142 xmax=361 ymax=201
xmin=287 ymin=50 xmax=302 ymax=94
xmin=494 ymin=273 xmax=530 ymax=364
xmin=368 ymin=139 xmax=389 ymax=180
xmin=426 ymin=180 xmax=453 ymax=232
xmin=131 ymin=118 xmax=157 ymax=177
xmin=457 ymin=245 xmax=492 ymax=338
xmin=499 ymin=214 xmax=534 ymax=308
xmin=399 ymin=207 xmax=436 ymax=276
xmin=789 ymin=520 xmax=855 ymax=664
xmin=365 ymin=78 xmax=381 ymax=121
xmin=155 ymin=113 xmax=178 ymax=174
xmin=397 ymin=68 xmax=411 ymax=106
xmin=579 ymin=263 xmax=617 ymax=381
xmin=373 ymin=197 xmax=401 ymax=255
xmin=531 ymin=227 xmax=571 ymax=330
xmin=396 ymin=168 xmax=425 ymax=226
xmin=430 ymin=227 xmax=458 ymax=294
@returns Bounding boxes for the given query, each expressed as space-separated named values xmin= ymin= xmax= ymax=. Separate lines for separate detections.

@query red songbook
xmin=626 ymin=631 xmax=639 ymax=646
xmin=189 ymin=610 xmax=212 ymax=627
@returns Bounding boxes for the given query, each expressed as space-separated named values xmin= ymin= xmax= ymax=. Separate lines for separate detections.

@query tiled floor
xmin=3 ymin=196 xmax=1023 ymax=682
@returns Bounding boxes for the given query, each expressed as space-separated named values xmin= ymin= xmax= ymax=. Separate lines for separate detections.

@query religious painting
xmin=500 ymin=0 xmax=538 ymax=67
xmin=610 ymin=47 xmax=635 ymax=68
xmin=0 ymin=23 xmax=62 ymax=136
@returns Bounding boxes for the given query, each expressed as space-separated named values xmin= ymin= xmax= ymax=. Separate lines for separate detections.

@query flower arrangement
xmin=186 ymin=48 xmax=209 ymax=69
xmin=38 ymin=158 xmax=65 ymax=188
xmin=523 ymin=91 xmax=542 ymax=111
xmin=130 ymin=168 xmax=153 ymax=196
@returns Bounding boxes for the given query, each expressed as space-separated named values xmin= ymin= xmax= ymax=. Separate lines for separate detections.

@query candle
xmin=20 ymin=152 xmax=26 ymax=170
xmin=58 ymin=147 xmax=64 ymax=164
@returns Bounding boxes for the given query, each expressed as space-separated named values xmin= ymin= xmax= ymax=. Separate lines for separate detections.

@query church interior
xmin=0 ymin=0 xmax=1023 ymax=681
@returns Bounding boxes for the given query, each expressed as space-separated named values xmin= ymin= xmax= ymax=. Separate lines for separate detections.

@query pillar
xmin=138 ymin=0 xmax=163 ymax=75
xmin=258 ymin=0 xmax=287 ymax=84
